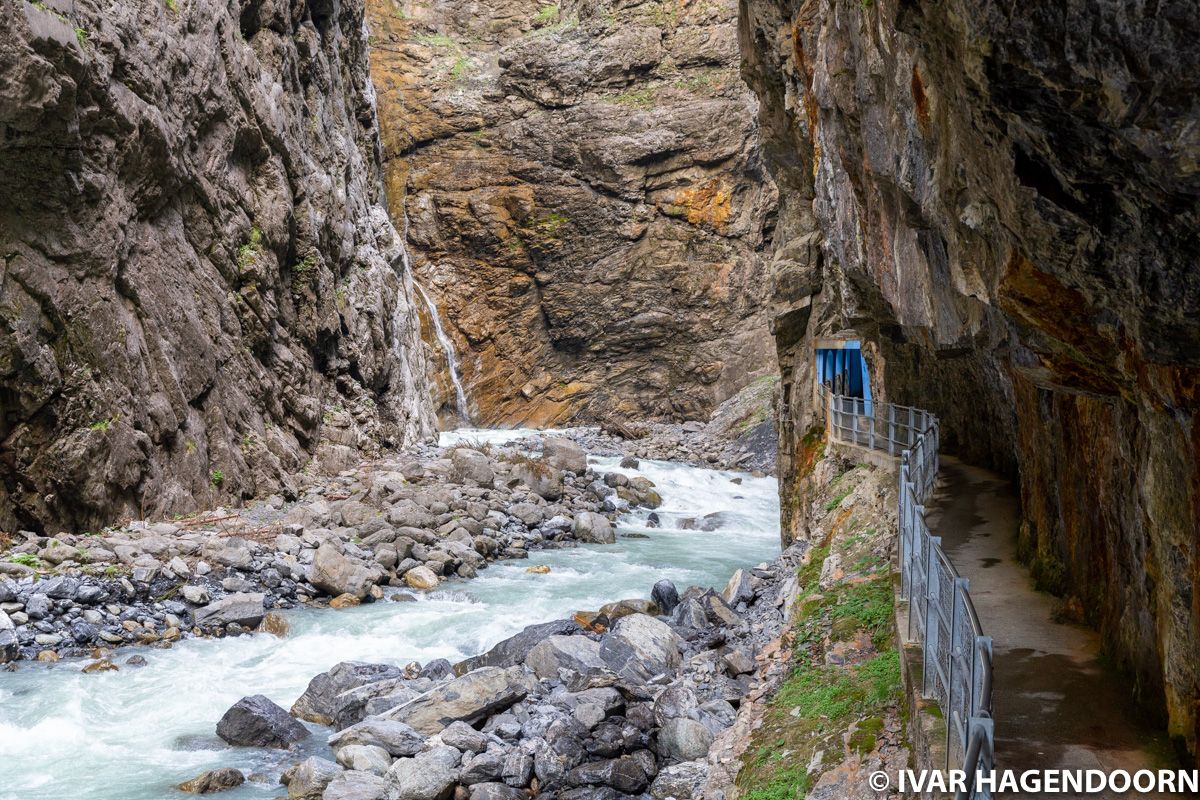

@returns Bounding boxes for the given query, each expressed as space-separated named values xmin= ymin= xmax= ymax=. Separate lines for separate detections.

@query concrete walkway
xmin=924 ymin=457 xmax=1184 ymax=799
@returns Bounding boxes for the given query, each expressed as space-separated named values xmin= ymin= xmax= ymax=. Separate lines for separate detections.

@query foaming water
xmin=0 ymin=446 xmax=778 ymax=800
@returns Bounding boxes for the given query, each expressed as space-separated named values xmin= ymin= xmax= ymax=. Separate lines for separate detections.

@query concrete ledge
xmin=893 ymin=573 xmax=950 ymax=800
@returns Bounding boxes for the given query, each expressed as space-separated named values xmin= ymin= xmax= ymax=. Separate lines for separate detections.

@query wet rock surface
xmin=365 ymin=0 xmax=777 ymax=426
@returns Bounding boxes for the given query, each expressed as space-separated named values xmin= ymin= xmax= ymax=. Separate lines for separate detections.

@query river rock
xmin=525 ymin=636 xmax=607 ymax=687
xmin=336 ymin=744 xmax=393 ymax=775
xmin=194 ymin=593 xmax=265 ymax=629
xmin=439 ymin=720 xmax=490 ymax=753
xmin=543 ymin=438 xmax=587 ymax=473
xmin=649 ymin=759 xmax=709 ymax=799
xmin=565 ymin=755 xmax=648 ymax=793
xmin=0 ymin=611 xmax=17 ymax=663
xmin=325 ymin=770 xmax=389 ymax=800
xmin=651 ymin=580 xmax=680 ymax=614
xmin=312 ymin=543 xmax=382 ymax=600
xmin=451 ymin=449 xmax=495 ymax=488
xmin=385 ymin=745 xmax=460 ymax=800
xmin=181 ymin=585 xmax=210 ymax=605
xmin=383 ymin=666 xmax=534 ymax=735
xmin=293 ymin=662 xmax=405 ymax=725
xmin=281 ymin=756 xmax=343 ymax=799
xmin=722 ymin=568 xmax=754 ymax=606
xmin=508 ymin=461 xmax=563 ymax=501
xmin=598 ymin=614 xmax=682 ymax=685
xmin=216 ymin=694 xmax=310 ymax=748
xmin=573 ymin=512 xmax=614 ymax=544
xmin=455 ymin=618 xmax=581 ymax=674
xmin=329 ymin=718 xmax=427 ymax=757
xmin=403 ymin=566 xmax=439 ymax=590
xmin=468 ymin=783 xmax=523 ymax=800
xmin=177 ymin=767 xmax=245 ymax=794
xmin=656 ymin=717 xmax=713 ymax=761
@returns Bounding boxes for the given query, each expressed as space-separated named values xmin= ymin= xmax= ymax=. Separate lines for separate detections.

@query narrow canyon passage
xmin=926 ymin=459 xmax=1183 ymax=799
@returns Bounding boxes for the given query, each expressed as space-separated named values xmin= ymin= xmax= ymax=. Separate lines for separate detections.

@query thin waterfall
xmin=413 ymin=279 xmax=471 ymax=423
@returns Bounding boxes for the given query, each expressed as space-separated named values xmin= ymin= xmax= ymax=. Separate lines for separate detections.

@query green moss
xmin=607 ymin=88 xmax=656 ymax=109
xmin=165 ymin=0 xmax=178 ymax=12
xmin=238 ymin=226 xmax=263 ymax=271
xmin=415 ymin=32 xmax=456 ymax=48
xmin=533 ymin=3 xmax=559 ymax=25
xmin=849 ymin=716 xmax=885 ymax=755
xmin=831 ymin=576 xmax=894 ymax=647
xmin=450 ymin=56 xmax=472 ymax=80
xmin=823 ymin=488 xmax=851 ymax=511
xmin=741 ymin=767 xmax=809 ymax=800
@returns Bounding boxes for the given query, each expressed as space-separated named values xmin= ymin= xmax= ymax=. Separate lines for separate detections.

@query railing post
xmin=888 ymin=403 xmax=896 ymax=456
xmin=922 ymin=531 xmax=940 ymax=698
xmin=947 ymin=576 xmax=969 ymax=769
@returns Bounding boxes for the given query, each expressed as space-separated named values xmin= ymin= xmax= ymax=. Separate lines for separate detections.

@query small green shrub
xmin=533 ymin=3 xmax=559 ymax=25
xmin=415 ymin=32 xmax=455 ymax=48
xmin=9 ymin=553 xmax=41 ymax=568
xmin=450 ymin=56 xmax=472 ymax=80
xmin=75 ymin=26 xmax=89 ymax=46
xmin=165 ymin=0 xmax=178 ymax=12
xmin=291 ymin=253 xmax=317 ymax=292
xmin=89 ymin=417 xmax=114 ymax=432
xmin=238 ymin=226 xmax=263 ymax=271
xmin=210 ymin=469 xmax=225 ymax=487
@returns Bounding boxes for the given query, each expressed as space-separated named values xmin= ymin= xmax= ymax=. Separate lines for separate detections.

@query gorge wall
xmin=0 ymin=0 xmax=435 ymax=535
xmin=741 ymin=0 xmax=1200 ymax=759
xmin=366 ymin=0 xmax=779 ymax=426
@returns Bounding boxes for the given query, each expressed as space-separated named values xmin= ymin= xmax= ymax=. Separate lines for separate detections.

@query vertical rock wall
xmin=0 ymin=0 xmax=435 ymax=534
xmin=366 ymin=0 xmax=779 ymax=426
xmin=741 ymin=0 xmax=1200 ymax=759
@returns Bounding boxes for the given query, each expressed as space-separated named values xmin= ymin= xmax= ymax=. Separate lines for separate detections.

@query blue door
xmin=816 ymin=342 xmax=873 ymax=413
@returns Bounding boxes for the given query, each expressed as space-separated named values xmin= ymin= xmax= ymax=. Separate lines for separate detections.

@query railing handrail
xmin=822 ymin=390 xmax=994 ymax=799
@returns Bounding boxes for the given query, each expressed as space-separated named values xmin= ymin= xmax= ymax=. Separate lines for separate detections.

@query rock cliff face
xmin=741 ymin=0 xmax=1200 ymax=759
xmin=366 ymin=0 xmax=778 ymax=426
xmin=0 ymin=0 xmax=435 ymax=534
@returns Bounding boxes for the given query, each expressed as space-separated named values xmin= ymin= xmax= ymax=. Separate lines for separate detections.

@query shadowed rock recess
xmin=741 ymin=0 xmax=1200 ymax=760
xmin=365 ymin=0 xmax=779 ymax=426
xmin=0 ymin=0 xmax=435 ymax=533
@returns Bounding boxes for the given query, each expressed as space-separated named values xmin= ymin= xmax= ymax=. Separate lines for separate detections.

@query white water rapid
xmin=0 ymin=445 xmax=778 ymax=800
xmin=413 ymin=281 xmax=470 ymax=423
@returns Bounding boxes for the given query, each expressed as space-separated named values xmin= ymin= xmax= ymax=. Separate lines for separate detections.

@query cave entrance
xmin=814 ymin=336 xmax=873 ymax=414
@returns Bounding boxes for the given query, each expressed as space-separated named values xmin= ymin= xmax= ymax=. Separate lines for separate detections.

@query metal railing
xmin=823 ymin=389 xmax=993 ymax=799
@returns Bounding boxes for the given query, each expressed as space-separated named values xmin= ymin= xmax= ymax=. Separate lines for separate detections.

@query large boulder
xmin=385 ymin=745 xmax=460 ymax=800
xmin=508 ymin=461 xmax=563 ymax=501
xmin=292 ymin=662 xmax=405 ymax=725
xmin=565 ymin=755 xmax=649 ymax=793
xmin=542 ymin=438 xmax=587 ymax=473
xmin=383 ymin=666 xmax=534 ymax=735
xmin=403 ymin=565 xmax=439 ymax=590
xmin=722 ymin=568 xmax=754 ymax=606
xmin=280 ymin=757 xmax=343 ymax=799
xmin=311 ymin=543 xmax=382 ymax=600
xmin=216 ymin=695 xmax=310 ymax=748
xmin=656 ymin=717 xmax=713 ymax=761
xmin=468 ymin=784 xmax=523 ymax=800
xmin=336 ymin=744 xmax=393 ymax=775
xmin=573 ymin=512 xmax=614 ymax=544
xmin=524 ymin=635 xmax=608 ymax=688
xmin=451 ymin=449 xmax=495 ymax=488
xmin=194 ymin=593 xmax=266 ymax=629
xmin=455 ymin=618 xmax=582 ymax=674
xmin=177 ymin=767 xmax=245 ymax=794
xmin=598 ymin=614 xmax=682 ymax=685
xmin=324 ymin=770 xmax=389 ymax=800
xmin=328 ymin=719 xmax=427 ymax=757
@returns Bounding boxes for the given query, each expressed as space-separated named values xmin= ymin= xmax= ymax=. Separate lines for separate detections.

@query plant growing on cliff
xmin=89 ymin=417 xmax=114 ymax=432
xmin=165 ymin=0 xmax=178 ymax=12
xmin=210 ymin=469 xmax=224 ymax=487
xmin=450 ymin=56 xmax=472 ymax=81
xmin=533 ymin=3 xmax=559 ymax=25
xmin=415 ymin=32 xmax=456 ymax=48
xmin=291 ymin=253 xmax=317 ymax=292
xmin=8 ymin=553 xmax=41 ymax=568
xmin=238 ymin=226 xmax=263 ymax=271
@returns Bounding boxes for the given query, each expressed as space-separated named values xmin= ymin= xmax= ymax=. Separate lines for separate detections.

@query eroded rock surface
xmin=741 ymin=0 xmax=1200 ymax=758
xmin=366 ymin=0 xmax=778 ymax=426
xmin=0 ymin=0 xmax=435 ymax=534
